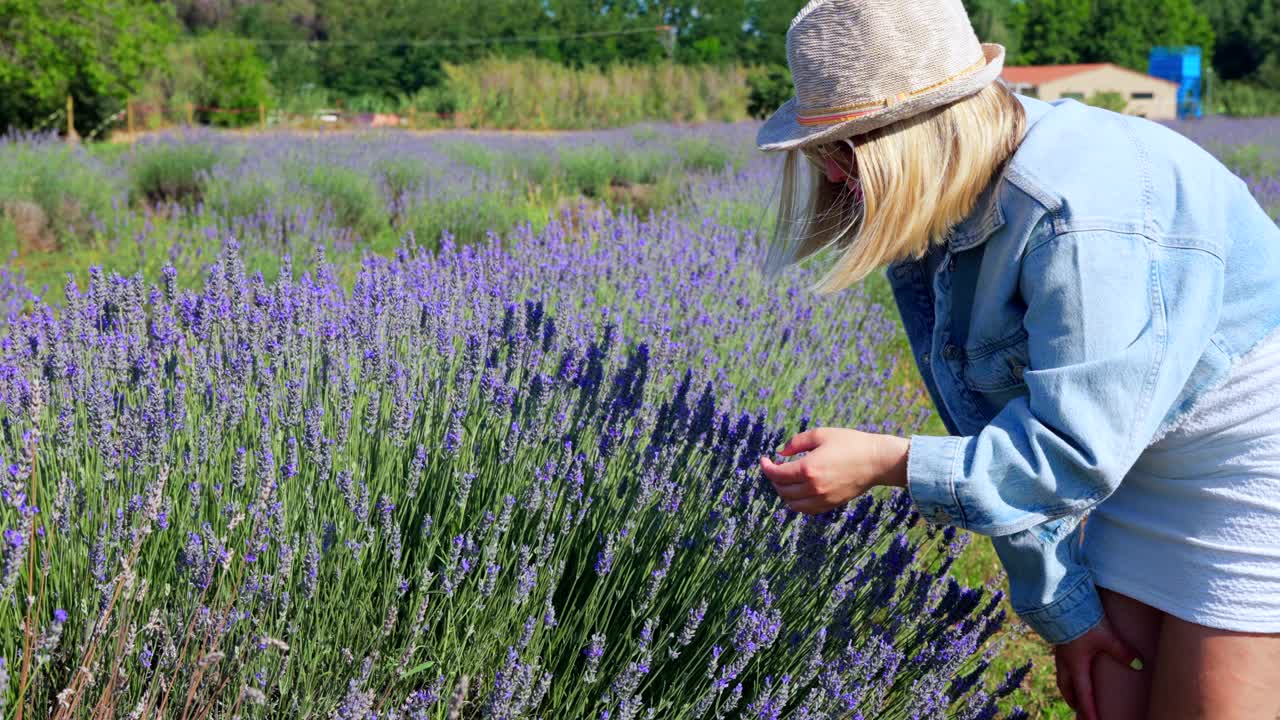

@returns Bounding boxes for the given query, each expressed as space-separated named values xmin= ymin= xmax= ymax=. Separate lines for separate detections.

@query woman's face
xmin=820 ymin=142 xmax=857 ymax=184
xmin=805 ymin=140 xmax=863 ymax=203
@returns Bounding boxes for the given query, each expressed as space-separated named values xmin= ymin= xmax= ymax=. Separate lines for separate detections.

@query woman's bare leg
xmin=1146 ymin=614 xmax=1280 ymax=720
xmin=1091 ymin=587 xmax=1164 ymax=719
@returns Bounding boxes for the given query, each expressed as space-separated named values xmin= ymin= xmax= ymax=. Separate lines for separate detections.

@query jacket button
xmin=943 ymin=344 xmax=962 ymax=361
xmin=1012 ymin=364 xmax=1026 ymax=381
xmin=921 ymin=352 xmax=931 ymax=366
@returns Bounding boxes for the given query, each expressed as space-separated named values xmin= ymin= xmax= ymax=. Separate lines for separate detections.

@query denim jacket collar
xmin=945 ymin=93 xmax=1055 ymax=254
xmin=947 ymin=177 xmax=1005 ymax=252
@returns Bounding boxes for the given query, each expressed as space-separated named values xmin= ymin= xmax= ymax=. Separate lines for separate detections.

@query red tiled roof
xmin=1000 ymin=64 xmax=1110 ymax=86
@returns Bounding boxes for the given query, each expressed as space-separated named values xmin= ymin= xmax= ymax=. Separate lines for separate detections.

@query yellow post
xmin=185 ymin=102 xmax=194 ymax=126
xmin=126 ymin=100 xmax=134 ymax=135
xmin=259 ymin=102 xmax=266 ymax=129
xmin=66 ymin=94 xmax=74 ymax=139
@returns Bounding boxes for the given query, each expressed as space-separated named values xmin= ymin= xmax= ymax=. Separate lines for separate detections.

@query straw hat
xmin=757 ymin=0 xmax=1005 ymax=152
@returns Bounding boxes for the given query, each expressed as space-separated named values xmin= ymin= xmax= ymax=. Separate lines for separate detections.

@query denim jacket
xmin=889 ymin=95 xmax=1280 ymax=644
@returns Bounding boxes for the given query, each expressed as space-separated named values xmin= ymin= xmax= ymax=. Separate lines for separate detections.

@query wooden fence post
xmin=185 ymin=102 xmax=194 ymax=126
xmin=66 ymin=94 xmax=75 ymax=141
xmin=126 ymin=100 xmax=135 ymax=135
xmin=259 ymin=102 xmax=266 ymax=129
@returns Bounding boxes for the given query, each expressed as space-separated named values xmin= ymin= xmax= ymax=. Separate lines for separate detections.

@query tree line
xmin=2 ymin=0 xmax=1278 ymax=133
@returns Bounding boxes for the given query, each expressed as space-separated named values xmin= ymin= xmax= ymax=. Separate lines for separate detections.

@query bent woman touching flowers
xmin=756 ymin=2 xmax=1280 ymax=719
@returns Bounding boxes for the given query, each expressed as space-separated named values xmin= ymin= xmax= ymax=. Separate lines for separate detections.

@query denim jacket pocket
xmin=964 ymin=328 xmax=1031 ymax=408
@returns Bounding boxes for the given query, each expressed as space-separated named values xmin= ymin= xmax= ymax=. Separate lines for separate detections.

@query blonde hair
xmin=764 ymin=81 xmax=1026 ymax=295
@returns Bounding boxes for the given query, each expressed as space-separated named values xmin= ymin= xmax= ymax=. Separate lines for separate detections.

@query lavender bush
xmin=0 ymin=125 xmax=764 ymax=315
xmin=0 ymin=206 xmax=1027 ymax=718
xmin=1163 ymin=116 xmax=1280 ymax=220
xmin=3 ymin=118 xmax=1275 ymax=317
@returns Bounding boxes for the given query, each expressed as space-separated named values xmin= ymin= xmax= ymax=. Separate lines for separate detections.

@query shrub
xmin=443 ymin=141 xmax=500 ymax=173
xmin=747 ymin=65 xmax=793 ymax=120
xmin=205 ymin=173 xmax=284 ymax=218
xmin=138 ymin=33 xmax=273 ymax=129
xmin=130 ymin=141 xmax=219 ymax=207
xmin=1212 ymin=143 xmax=1280 ymax=179
xmin=0 ymin=138 xmax=115 ymax=248
xmin=375 ymin=159 xmax=435 ymax=226
xmin=1084 ymin=91 xmax=1128 ymax=114
xmin=378 ymin=158 xmax=432 ymax=201
xmin=0 ymin=213 xmax=1024 ymax=716
xmin=294 ymin=163 xmax=388 ymax=239
xmin=440 ymin=58 xmax=749 ymax=130
xmin=559 ymin=147 xmax=619 ymax=198
xmin=676 ymin=138 xmax=739 ymax=174
xmin=402 ymin=190 xmax=533 ymax=249
xmin=1211 ymin=80 xmax=1280 ymax=117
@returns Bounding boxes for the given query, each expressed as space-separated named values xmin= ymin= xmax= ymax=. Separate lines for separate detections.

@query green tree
xmin=310 ymin=0 xmax=559 ymax=102
xmin=137 ymin=33 xmax=272 ymax=127
xmin=235 ymin=0 xmax=323 ymax=96
xmin=1007 ymin=0 xmax=1214 ymax=75
xmin=173 ymin=0 xmax=237 ymax=31
xmin=963 ymin=0 xmax=1023 ymax=56
xmin=0 ymin=0 xmax=178 ymax=133
xmin=740 ymin=0 xmax=808 ymax=67
xmin=192 ymin=34 xmax=273 ymax=126
xmin=1085 ymin=0 xmax=1214 ymax=71
xmin=1009 ymin=0 xmax=1091 ymax=65
xmin=1196 ymin=0 xmax=1280 ymax=86
xmin=746 ymin=64 xmax=792 ymax=119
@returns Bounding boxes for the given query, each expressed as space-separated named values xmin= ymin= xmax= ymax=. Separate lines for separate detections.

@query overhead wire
xmin=205 ymin=26 xmax=674 ymax=49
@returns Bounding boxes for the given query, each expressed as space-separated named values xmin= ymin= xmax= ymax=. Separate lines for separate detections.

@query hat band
xmin=795 ymin=55 xmax=989 ymax=127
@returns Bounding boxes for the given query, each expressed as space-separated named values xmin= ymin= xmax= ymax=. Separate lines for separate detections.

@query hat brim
xmin=756 ymin=43 xmax=1006 ymax=152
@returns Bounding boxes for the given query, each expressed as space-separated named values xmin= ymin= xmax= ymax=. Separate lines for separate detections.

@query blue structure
xmin=1148 ymin=46 xmax=1204 ymax=119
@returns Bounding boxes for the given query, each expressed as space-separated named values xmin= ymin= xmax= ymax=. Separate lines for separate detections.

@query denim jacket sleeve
xmin=989 ymin=516 xmax=1100 ymax=643
xmin=906 ymin=228 xmax=1226 ymax=643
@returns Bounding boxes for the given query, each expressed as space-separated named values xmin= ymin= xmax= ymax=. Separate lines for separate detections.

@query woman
xmin=754 ymin=1 xmax=1280 ymax=719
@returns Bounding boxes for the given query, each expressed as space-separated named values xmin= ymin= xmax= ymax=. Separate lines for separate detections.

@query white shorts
xmin=1084 ymin=329 xmax=1280 ymax=633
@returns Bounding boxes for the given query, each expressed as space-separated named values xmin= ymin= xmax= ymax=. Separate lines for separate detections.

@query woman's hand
xmin=758 ymin=427 xmax=910 ymax=515
xmin=1053 ymin=617 xmax=1145 ymax=720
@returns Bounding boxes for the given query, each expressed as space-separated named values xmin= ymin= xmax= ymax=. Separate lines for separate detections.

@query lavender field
xmin=0 ymin=116 xmax=1275 ymax=718
xmin=1165 ymin=116 xmax=1280 ymax=215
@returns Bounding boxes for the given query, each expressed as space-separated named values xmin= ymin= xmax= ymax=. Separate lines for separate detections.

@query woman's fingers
xmin=1054 ymin=650 xmax=1077 ymax=711
xmin=1101 ymin=627 xmax=1145 ymax=671
xmin=770 ymin=479 xmax=816 ymax=501
xmin=784 ymin=497 xmax=831 ymax=515
xmin=761 ymin=457 xmax=833 ymax=510
xmin=778 ymin=428 xmax=825 ymax=456
xmin=759 ymin=455 xmax=807 ymax=485
xmin=1073 ymin=653 xmax=1100 ymax=720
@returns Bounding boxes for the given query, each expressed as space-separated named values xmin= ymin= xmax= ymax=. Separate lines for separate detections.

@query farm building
xmin=1001 ymin=63 xmax=1181 ymax=119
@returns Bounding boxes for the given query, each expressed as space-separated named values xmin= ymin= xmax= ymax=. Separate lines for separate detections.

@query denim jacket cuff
xmin=906 ymin=434 xmax=967 ymax=528
xmin=1015 ymin=574 xmax=1105 ymax=645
